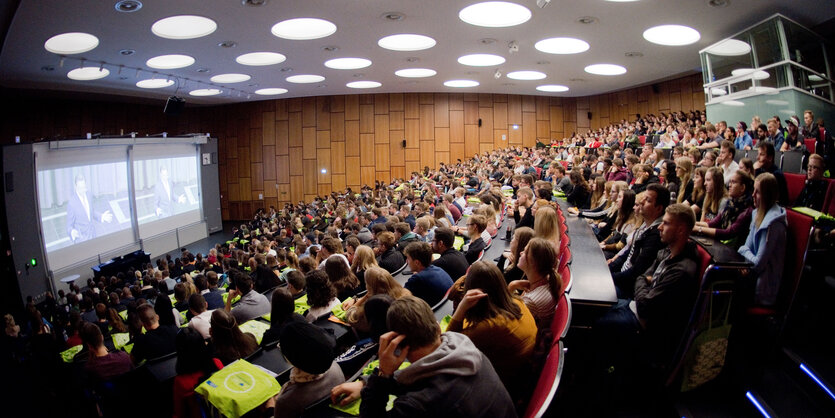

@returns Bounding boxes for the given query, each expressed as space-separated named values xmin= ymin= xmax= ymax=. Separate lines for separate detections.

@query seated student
xmin=500 ymin=226 xmax=535 ymax=284
xmin=462 ymin=215 xmax=488 ymax=265
xmin=533 ymin=205 xmax=561 ymax=252
xmin=609 ymin=184 xmax=669 ymax=299
xmin=209 ymin=309 xmax=258 ymax=365
xmin=286 ymin=270 xmax=307 ymax=300
xmin=173 ymin=283 xmax=189 ymax=313
xmin=430 ymin=227 xmax=469 ymax=281
xmin=187 ymin=293 xmax=213 ymax=340
xmin=261 ymin=288 xmax=306 ymax=347
xmin=224 ymin=271 xmax=271 ymax=324
xmin=403 ymin=242 xmax=454 ymax=307
xmin=394 ymin=222 xmax=420 ymax=253
xmin=79 ymin=322 xmax=133 ymax=382
xmin=754 ymin=141 xmax=788 ymax=205
xmin=325 ymin=256 xmax=361 ymax=301
xmin=272 ymin=322 xmax=345 ymax=418
xmin=343 ymin=266 xmax=411 ymax=333
xmin=699 ymin=167 xmax=727 ymax=223
xmin=738 ymin=173 xmax=787 ymax=307
xmin=131 ymin=304 xmax=178 ymax=364
xmin=692 ymin=170 xmax=754 ymax=250
xmin=304 ymin=270 xmax=341 ymax=322
xmin=173 ymin=327 xmax=222 ymax=418
xmin=329 ymin=296 xmax=516 ymax=417
xmin=197 ymin=274 xmax=224 ymax=311
xmin=795 ymin=153 xmax=828 ymax=211
xmin=448 ymin=261 xmax=537 ymax=393
xmin=566 ymin=170 xmax=591 ymax=209
xmin=254 ymin=264 xmax=280 ymax=294
xmin=596 ymin=203 xmax=701 ymax=371
xmin=509 ymin=238 xmax=563 ymax=326
xmin=375 ymin=231 xmax=406 ymax=274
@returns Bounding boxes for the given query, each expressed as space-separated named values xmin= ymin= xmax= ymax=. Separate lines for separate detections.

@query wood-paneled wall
xmin=1 ymin=73 xmax=704 ymax=220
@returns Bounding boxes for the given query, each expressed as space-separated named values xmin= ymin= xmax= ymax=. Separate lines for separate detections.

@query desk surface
xmin=691 ymin=236 xmax=748 ymax=265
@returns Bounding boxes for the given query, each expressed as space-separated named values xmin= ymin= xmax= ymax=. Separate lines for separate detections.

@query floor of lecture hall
xmin=157 ymin=221 xmax=237 ymax=261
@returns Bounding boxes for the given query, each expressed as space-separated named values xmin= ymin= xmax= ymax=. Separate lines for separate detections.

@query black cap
xmin=280 ymin=322 xmax=336 ymax=374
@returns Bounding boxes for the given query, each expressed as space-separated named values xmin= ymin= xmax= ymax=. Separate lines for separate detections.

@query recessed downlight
xmin=705 ymin=39 xmax=751 ymax=56
xmin=255 ymin=88 xmax=288 ymax=95
xmin=444 ymin=79 xmax=479 ymax=88
xmin=210 ymin=73 xmax=251 ymax=83
xmin=378 ymin=34 xmax=437 ymax=51
xmin=536 ymin=84 xmax=569 ymax=92
xmin=534 ymin=37 xmax=589 ymax=54
xmin=458 ymin=53 xmax=505 ymax=66
xmin=643 ymin=24 xmax=701 ymax=46
xmin=67 ymin=67 xmax=109 ymax=81
xmin=146 ymin=54 xmax=195 ymax=69
xmin=584 ymin=64 xmax=627 ymax=75
xmin=44 ymin=32 xmax=99 ymax=54
xmin=395 ymin=68 xmax=437 ymax=78
xmin=271 ymin=18 xmax=336 ymax=40
xmin=325 ymin=58 xmax=372 ymax=70
xmin=346 ymin=81 xmax=381 ymax=89
xmin=507 ymin=70 xmax=546 ymax=80
xmin=189 ymin=88 xmax=222 ymax=96
xmin=286 ymin=74 xmax=325 ymax=83
xmin=459 ymin=1 xmax=531 ymax=27
xmin=115 ymin=0 xmax=142 ymax=12
xmin=152 ymin=15 xmax=217 ymax=40
xmin=236 ymin=52 xmax=287 ymax=66
xmin=136 ymin=78 xmax=175 ymax=88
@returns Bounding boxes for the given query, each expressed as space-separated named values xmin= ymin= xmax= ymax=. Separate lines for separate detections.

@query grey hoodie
xmin=360 ymin=332 xmax=516 ymax=418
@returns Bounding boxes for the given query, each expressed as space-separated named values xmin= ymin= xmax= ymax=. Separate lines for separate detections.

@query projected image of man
xmin=66 ymin=174 xmax=113 ymax=243
xmin=154 ymin=166 xmax=186 ymax=217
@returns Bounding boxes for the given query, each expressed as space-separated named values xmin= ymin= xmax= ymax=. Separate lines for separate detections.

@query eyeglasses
xmin=809 ymin=165 xmax=824 ymax=170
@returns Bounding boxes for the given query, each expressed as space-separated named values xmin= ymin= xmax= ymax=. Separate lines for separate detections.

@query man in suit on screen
xmin=66 ymin=173 xmax=113 ymax=243
xmin=154 ymin=165 xmax=186 ymax=217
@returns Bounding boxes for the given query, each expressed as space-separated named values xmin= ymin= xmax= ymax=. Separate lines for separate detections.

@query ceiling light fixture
xmin=286 ymin=74 xmax=325 ymax=83
xmin=44 ymin=32 xmax=99 ymax=55
xmin=255 ymin=88 xmax=288 ymax=95
xmin=67 ymin=67 xmax=110 ymax=81
xmin=236 ymin=52 xmax=286 ymax=66
xmin=395 ymin=68 xmax=437 ymax=78
xmin=241 ymin=0 xmax=268 ymax=6
xmin=534 ymin=37 xmax=589 ymax=54
xmin=196 ymin=68 xmax=210 ymax=73
xmin=114 ymin=0 xmax=142 ymax=12
xmin=41 ymin=65 xmax=55 ymax=72
xmin=325 ymin=58 xmax=372 ymax=70
xmin=708 ymin=0 xmax=730 ymax=8
xmin=643 ymin=24 xmax=701 ymax=46
xmin=271 ymin=18 xmax=336 ymax=40
xmin=381 ymin=12 xmax=405 ymax=21
xmin=218 ymin=41 xmax=237 ymax=48
xmin=624 ymin=51 xmax=644 ymax=57
xmin=322 ymin=46 xmax=340 ymax=52
xmin=705 ymin=39 xmax=751 ymax=56
xmin=152 ymin=15 xmax=217 ymax=40
xmin=346 ymin=81 xmax=382 ymax=89
xmin=721 ymin=100 xmax=744 ymax=106
xmin=210 ymin=73 xmax=251 ymax=83
xmin=584 ymin=64 xmax=627 ymax=75
xmin=576 ymin=16 xmax=598 ymax=24
xmin=136 ymin=78 xmax=175 ymax=88
xmin=146 ymin=54 xmax=195 ymax=69
xmin=537 ymin=84 xmax=569 ymax=92
xmin=190 ymin=88 xmax=222 ymax=96
xmin=378 ymin=34 xmax=436 ymax=51
xmin=459 ymin=2 xmax=532 ymax=27
xmin=458 ymin=53 xmax=506 ymax=66
xmin=444 ymin=79 xmax=479 ymax=88
xmin=507 ymin=70 xmax=546 ymax=80
xmin=731 ymin=68 xmax=769 ymax=80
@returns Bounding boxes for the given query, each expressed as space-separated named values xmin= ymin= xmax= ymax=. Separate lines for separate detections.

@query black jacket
xmin=377 ymin=248 xmax=406 ymax=274
xmin=432 ymin=249 xmax=469 ymax=281
xmin=464 ymin=237 xmax=487 ymax=264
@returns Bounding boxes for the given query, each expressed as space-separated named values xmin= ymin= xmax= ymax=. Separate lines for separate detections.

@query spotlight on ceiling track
xmin=241 ymin=0 xmax=268 ymax=6
xmin=536 ymin=0 xmax=551 ymax=8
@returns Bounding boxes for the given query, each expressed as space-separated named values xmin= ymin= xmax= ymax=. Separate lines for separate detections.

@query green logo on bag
xmin=224 ymin=371 xmax=256 ymax=394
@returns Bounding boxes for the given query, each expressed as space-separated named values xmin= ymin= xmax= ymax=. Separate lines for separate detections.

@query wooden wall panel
xmin=3 ymin=74 xmax=704 ymax=219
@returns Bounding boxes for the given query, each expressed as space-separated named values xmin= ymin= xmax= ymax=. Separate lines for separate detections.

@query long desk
xmin=556 ymin=199 xmax=618 ymax=327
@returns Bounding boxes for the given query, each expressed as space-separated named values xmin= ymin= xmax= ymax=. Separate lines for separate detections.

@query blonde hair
xmin=675 ymin=157 xmax=693 ymax=203
xmin=351 ymin=245 xmax=378 ymax=274
xmin=533 ymin=205 xmax=561 ymax=250
xmin=701 ymin=167 xmax=726 ymax=222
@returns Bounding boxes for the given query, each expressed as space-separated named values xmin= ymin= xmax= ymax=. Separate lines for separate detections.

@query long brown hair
xmin=523 ymin=238 xmax=563 ymax=300
xmin=701 ymin=167 xmax=726 ymax=221
xmin=210 ymin=309 xmax=257 ymax=362
xmin=325 ymin=256 xmax=360 ymax=296
xmin=675 ymin=157 xmax=693 ymax=204
xmin=464 ymin=261 xmax=522 ymax=322
xmin=691 ymin=167 xmax=707 ymax=205
xmin=507 ymin=227 xmax=535 ymax=272
xmin=350 ymin=245 xmax=378 ymax=274
xmin=754 ymin=173 xmax=779 ymax=227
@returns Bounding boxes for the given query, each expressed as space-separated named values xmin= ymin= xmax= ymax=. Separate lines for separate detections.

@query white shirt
xmin=188 ymin=309 xmax=214 ymax=339
xmin=722 ymin=160 xmax=739 ymax=186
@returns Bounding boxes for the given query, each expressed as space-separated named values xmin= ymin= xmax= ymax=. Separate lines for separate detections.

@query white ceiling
xmin=1 ymin=0 xmax=833 ymax=104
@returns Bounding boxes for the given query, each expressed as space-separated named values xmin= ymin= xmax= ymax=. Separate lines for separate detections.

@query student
xmin=173 ymin=327 xmax=222 ymax=418
xmin=131 ymin=304 xmax=178 ymax=364
xmin=403 ymin=242 xmax=454 ymax=307
xmin=209 ymin=309 xmax=258 ymax=365
xmin=509 ymin=237 xmax=563 ymax=326
xmin=462 ymin=215 xmax=488 ymax=265
xmin=79 ymin=322 xmax=133 ymax=382
xmin=224 ymin=270 xmax=270 ymax=324
xmin=430 ymin=227 xmax=469 ymax=281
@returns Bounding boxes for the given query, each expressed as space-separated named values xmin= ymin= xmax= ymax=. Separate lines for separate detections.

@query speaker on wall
xmin=163 ymin=96 xmax=185 ymax=116
xmin=651 ymin=84 xmax=660 ymax=94
xmin=587 ymin=112 xmax=593 ymax=119
xmin=402 ymin=139 xmax=407 ymax=148
xmin=478 ymin=118 xmax=482 ymax=127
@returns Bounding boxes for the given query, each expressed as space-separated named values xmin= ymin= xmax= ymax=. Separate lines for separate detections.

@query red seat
xmin=784 ymin=173 xmax=806 ymax=206
xmin=535 ymin=166 xmax=542 ymax=179
xmin=550 ymin=293 xmax=572 ymax=341
xmin=559 ymin=160 xmax=569 ymax=169
xmin=639 ymin=135 xmax=646 ymax=145
xmin=804 ymin=138 xmax=817 ymax=154
xmin=558 ymin=264 xmax=572 ymax=293
xmin=558 ymin=247 xmax=571 ymax=271
xmin=524 ymin=341 xmax=565 ymax=418
xmin=476 ymin=249 xmax=485 ymax=262
xmin=821 ymin=178 xmax=835 ymax=217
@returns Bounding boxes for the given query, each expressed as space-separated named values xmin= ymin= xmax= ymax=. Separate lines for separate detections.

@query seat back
xmin=746 ymin=148 xmax=758 ymax=162
xmin=558 ymin=247 xmax=571 ymax=271
xmin=823 ymin=179 xmax=835 ymax=216
xmin=780 ymin=150 xmax=804 ymax=174
xmin=523 ymin=341 xmax=565 ymax=418
xmin=804 ymin=138 xmax=817 ymax=154
xmin=778 ymin=209 xmax=814 ymax=316
xmin=784 ymin=173 xmax=806 ymax=206
xmin=476 ymin=249 xmax=485 ymax=262
xmin=550 ymin=293 xmax=572 ymax=341
xmin=391 ymin=262 xmax=408 ymax=276
xmin=558 ymin=265 xmax=572 ymax=294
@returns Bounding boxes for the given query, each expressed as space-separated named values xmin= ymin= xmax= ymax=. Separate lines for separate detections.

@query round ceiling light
xmin=236 ymin=52 xmax=286 ymax=66
xmin=731 ymin=68 xmax=769 ymax=80
xmin=286 ymin=74 xmax=325 ymax=83
xmin=748 ymin=86 xmax=778 ymax=94
xmin=710 ymin=87 xmax=727 ymax=96
xmin=444 ymin=79 xmax=479 ymax=88
xmin=325 ymin=58 xmax=372 ymax=70
xmin=721 ymin=100 xmax=745 ymax=107
xmin=536 ymin=84 xmax=569 ymax=92
xmin=115 ymin=0 xmax=143 ymax=12
xmin=765 ymin=99 xmax=788 ymax=106
xmin=643 ymin=24 xmax=700 ymax=46
xmin=67 ymin=67 xmax=109 ymax=81
xmin=395 ymin=68 xmax=437 ymax=78
xmin=152 ymin=15 xmax=217 ymax=40
xmin=146 ymin=54 xmax=195 ymax=69
xmin=346 ymin=81 xmax=381 ymax=89
xmin=534 ymin=37 xmax=589 ymax=54
xmin=255 ymin=88 xmax=288 ymax=95
xmin=210 ymin=73 xmax=251 ymax=83
xmin=44 ymin=32 xmax=99 ymax=54
xmin=271 ymin=18 xmax=336 ymax=40
xmin=458 ymin=53 xmax=505 ymax=66
xmin=378 ymin=34 xmax=436 ymax=51
xmin=507 ymin=70 xmax=546 ymax=80
xmin=705 ymin=39 xmax=751 ymax=56
xmin=584 ymin=64 xmax=627 ymax=75
xmin=136 ymin=78 xmax=175 ymax=88
xmin=809 ymin=74 xmax=824 ymax=82
xmin=459 ymin=1 xmax=531 ymax=27
xmin=189 ymin=88 xmax=222 ymax=96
